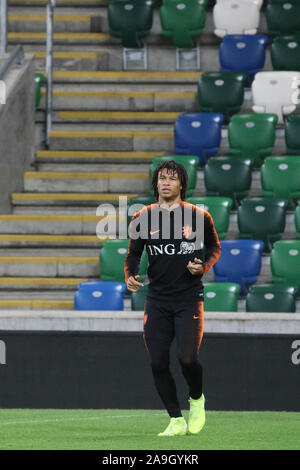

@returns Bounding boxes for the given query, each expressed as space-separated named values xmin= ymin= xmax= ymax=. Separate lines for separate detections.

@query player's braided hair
xmin=152 ymin=160 xmax=188 ymax=201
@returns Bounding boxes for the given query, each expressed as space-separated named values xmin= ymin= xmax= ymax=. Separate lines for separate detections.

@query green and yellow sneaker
xmin=188 ymin=394 xmax=205 ymax=434
xmin=158 ymin=417 xmax=187 ymax=436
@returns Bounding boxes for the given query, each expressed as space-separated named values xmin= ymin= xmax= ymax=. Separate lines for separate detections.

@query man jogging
xmin=124 ymin=160 xmax=221 ymax=436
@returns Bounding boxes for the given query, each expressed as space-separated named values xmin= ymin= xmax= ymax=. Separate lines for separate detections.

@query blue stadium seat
xmin=74 ymin=281 xmax=127 ymax=310
xmin=213 ymin=239 xmax=265 ymax=295
xmin=174 ymin=112 xmax=224 ymax=166
xmin=219 ymin=34 xmax=269 ymax=83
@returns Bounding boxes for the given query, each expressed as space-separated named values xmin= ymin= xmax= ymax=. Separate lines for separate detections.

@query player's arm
xmin=202 ymin=211 xmax=221 ymax=274
xmin=124 ymin=211 xmax=146 ymax=292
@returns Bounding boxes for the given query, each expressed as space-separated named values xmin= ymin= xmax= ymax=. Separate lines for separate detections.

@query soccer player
xmin=124 ymin=160 xmax=221 ymax=436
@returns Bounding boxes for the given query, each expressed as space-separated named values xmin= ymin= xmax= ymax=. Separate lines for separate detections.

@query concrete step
xmin=9 ymin=0 xmax=105 ymax=6
xmin=23 ymin=170 xmax=149 ymax=192
xmin=8 ymin=12 xmax=103 ymax=33
xmin=35 ymin=150 xmax=165 ymax=163
xmin=11 ymin=192 xmax=139 ymax=206
xmin=0 ymin=234 xmax=104 ymax=247
xmin=23 ymin=50 xmax=109 ymax=71
xmin=39 ymin=111 xmax=183 ymax=124
xmin=0 ymin=276 xmax=89 ymax=290
xmin=8 ymin=31 xmax=111 ymax=44
xmin=0 ymin=298 xmax=74 ymax=309
xmin=35 ymin=162 xmax=150 ymax=172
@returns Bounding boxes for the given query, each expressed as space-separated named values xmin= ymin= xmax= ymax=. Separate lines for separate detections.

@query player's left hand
xmin=187 ymin=258 xmax=204 ymax=275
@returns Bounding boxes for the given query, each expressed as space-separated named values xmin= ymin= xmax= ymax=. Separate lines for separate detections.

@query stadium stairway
xmin=0 ymin=0 xmax=298 ymax=310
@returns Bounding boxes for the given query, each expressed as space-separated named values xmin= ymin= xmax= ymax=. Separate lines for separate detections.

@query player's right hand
xmin=127 ymin=275 xmax=144 ymax=292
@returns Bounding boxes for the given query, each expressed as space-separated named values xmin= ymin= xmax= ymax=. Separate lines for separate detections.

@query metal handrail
xmin=45 ymin=0 xmax=56 ymax=147
xmin=0 ymin=45 xmax=24 ymax=80
xmin=0 ymin=0 xmax=7 ymax=57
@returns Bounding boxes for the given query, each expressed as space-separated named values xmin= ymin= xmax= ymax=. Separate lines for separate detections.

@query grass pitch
xmin=0 ymin=408 xmax=299 ymax=450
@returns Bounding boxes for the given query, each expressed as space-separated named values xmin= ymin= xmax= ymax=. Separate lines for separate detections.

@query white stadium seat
xmin=216 ymin=0 xmax=263 ymax=8
xmin=213 ymin=0 xmax=260 ymax=38
xmin=252 ymin=71 xmax=300 ymax=124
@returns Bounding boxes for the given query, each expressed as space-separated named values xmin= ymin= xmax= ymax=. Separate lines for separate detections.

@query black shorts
xmin=143 ymin=296 xmax=204 ymax=367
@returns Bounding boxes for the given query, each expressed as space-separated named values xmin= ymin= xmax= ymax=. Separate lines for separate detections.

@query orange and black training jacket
xmin=124 ymin=201 xmax=221 ymax=302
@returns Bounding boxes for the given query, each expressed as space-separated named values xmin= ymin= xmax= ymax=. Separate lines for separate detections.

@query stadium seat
xmin=228 ymin=113 xmax=278 ymax=166
xmin=251 ymin=71 xmax=300 ymax=124
xmin=295 ymin=203 xmax=300 ymax=239
xmin=108 ymin=0 xmax=154 ymax=48
xmin=99 ymin=238 xmax=148 ymax=282
xmin=237 ymin=197 xmax=287 ymax=252
xmin=266 ymin=0 xmax=300 ymax=36
xmin=204 ymin=156 xmax=253 ymax=207
xmin=186 ymin=196 xmax=233 ymax=239
xmin=213 ymin=0 xmax=260 ymax=38
xmin=216 ymin=0 xmax=263 ymax=7
xmin=285 ymin=115 xmax=300 ymax=154
xmin=271 ymin=34 xmax=300 ymax=71
xmin=131 ymin=284 xmax=148 ymax=310
xmin=203 ymin=282 xmax=241 ymax=311
xmin=159 ymin=0 xmax=207 ymax=48
xmin=35 ymin=73 xmax=45 ymax=109
xmin=174 ymin=113 xmax=224 ymax=166
xmin=213 ymin=239 xmax=265 ymax=294
xmin=271 ymin=240 xmax=300 ymax=291
xmin=261 ymin=156 xmax=300 ymax=209
xmin=74 ymin=281 xmax=127 ymax=310
xmin=246 ymin=284 xmax=297 ymax=313
xmin=197 ymin=72 xmax=246 ymax=122
xmin=149 ymin=155 xmax=200 ymax=197
xmin=219 ymin=34 xmax=268 ymax=82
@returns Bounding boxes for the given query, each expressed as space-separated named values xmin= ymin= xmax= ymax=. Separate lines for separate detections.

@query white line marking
xmin=0 ymin=412 xmax=165 ymax=426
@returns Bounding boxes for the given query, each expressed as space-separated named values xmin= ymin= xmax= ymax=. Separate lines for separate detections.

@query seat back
xmin=266 ymin=0 xmax=300 ymax=36
xmin=246 ymin=284 xmax=297 ymax=312
xmin=285 ymin=115 xmax=300 ymax=154
xmin=219 ymin=34 xmax=268 ymax=79
xmin=186 ymin=196 xmax=233 ymax=239
xmin=203 ymin=282 xmax=241 ymax=311
xmin=198 ymin=71 xmax=246 ymax=121
xmin=271 ymin=34 xmax=300 ymax=71
xmin=237 ymin=197 xmax=287 ymax=251
xmin=216 ymin=0 xmax=263 ymax=7
xmin=271 ymin=240 xmax=300 ymax=291
xmin=160 ymin=0 xmax=207 ymax=48
xmin=213 ymin=0 xmax=260 ymax=38
xmin=252 ymin=71 xmax=300 ymax=123
xmin=74 ymin=281 xmax=127 ymax=310
xmin=174 ymin=112 xmax=224 ymax=166
xmin=261 ymin=156 xmax=300 ymax=209
xmin=213 ymin=239 xmax=265 ymax=294
xmin=100 ymin=238 xmax=148 ymax=282
xmin=295 ymin=203 xmax=300 ymax=238
xmin=228 ymin=113 xmax=278 ymax=166
xmin=108 ymin=0 xmax=154 ymax=48
xmin=204 ymin=156 xmax=252 ymax=206
xmin=149 ymin=155 xmax=200 ymax=197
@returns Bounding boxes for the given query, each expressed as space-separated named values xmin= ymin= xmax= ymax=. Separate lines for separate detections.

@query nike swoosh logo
xmin=150 ymin=230 xmax=160 ymax=235
xmin=193 ymin=315 xmax=201 ymax=319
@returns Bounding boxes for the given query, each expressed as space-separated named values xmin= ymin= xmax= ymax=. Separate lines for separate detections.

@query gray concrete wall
xmin=0 ymin=55 xmax=35 ymax=213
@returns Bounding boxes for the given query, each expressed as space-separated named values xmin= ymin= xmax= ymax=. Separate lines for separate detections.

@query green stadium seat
xmin=295 ymin=203 xmax=300 ymax=239
xmin=237 ymin=197 xmax=287 ymax=252
xmin=246 ymin=284 xmax=297 ymax=312
xmin=197 ymin=72 xmax=246 ymax=122
xmin=228 ymin=113 xmax=278 ymax=167
xmin=204 ymin=156 xmax=253 ymax=208
xmin=160 ymin=0 xmax=207 ymax=48
xmin=285 ymin=115 xmax=300 ymax=154
xmin=186 ymin=196 xmax=233 ymax=239
xmin=127 ymin=196 xmax=157 ymax=226
xmin=35 ymin=73 xmax=45 ymax=109
xmin=108 ymin=0 xmax=154 ymax=48
xmin=203 ymin=282 xmax=241 ymax=312
xmin=271 ymin=240 xmax=300 ymax=292
xmin=261 ymin=156 xmax=300 ymax=209
xmin=149 ymin=155 xmax=200 ymax=197
xmin=271 ymin=34 xmax=300 ymax=71
xmin=99 ymin=238 xmax=148 ymax=283
xmin=131 ymin=284 xmax=148 ymax=311
xmin=266 ymin=0 xmax=300 ymax=36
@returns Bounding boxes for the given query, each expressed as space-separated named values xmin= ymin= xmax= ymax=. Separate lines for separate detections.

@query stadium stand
xmin=266 ymin=0 xmax=300 ymax=36
xmin=246 ymin=283 xmax=297 ymax=313
xmin=74 ymin=280 xmax=127 ymax=310
xmin=271 ymin=240 xmax=300 ymax=291
xmin=203 ymin=281 xmax=240 ymax=311
xmin=271 ymin=34 xmax=300 ymax=71
xmin=186 ymin=196 xmax=232 ymax=239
